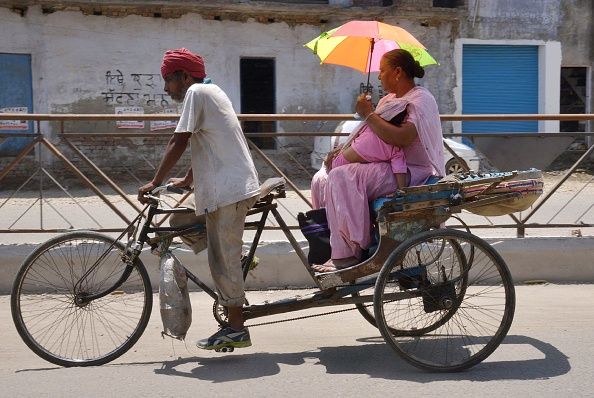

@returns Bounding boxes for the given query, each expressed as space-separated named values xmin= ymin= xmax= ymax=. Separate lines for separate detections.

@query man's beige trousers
xmin=170 ymin=195 xmax=258 ymax=307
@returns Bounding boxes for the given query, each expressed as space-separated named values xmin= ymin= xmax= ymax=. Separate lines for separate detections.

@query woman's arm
xmin=356 ymin=94 xmax=418 ymax=147
xmin=365 ymin=114 xmax=418 ymax=147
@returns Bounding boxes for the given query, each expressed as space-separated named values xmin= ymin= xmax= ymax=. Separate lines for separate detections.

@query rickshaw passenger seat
xmin=364 ymin=175 xmax=443 ymax=259
xmin=371 ymin=174 xmax=441 ymax=216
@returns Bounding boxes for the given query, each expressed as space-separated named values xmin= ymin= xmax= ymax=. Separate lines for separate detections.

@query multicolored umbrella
xmin=305 ymin=20 xmax=437 ymax=86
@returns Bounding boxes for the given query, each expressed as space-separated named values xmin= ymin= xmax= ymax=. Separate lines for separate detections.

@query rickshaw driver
xmin=138 ymin=48 xmax=260 ymax=350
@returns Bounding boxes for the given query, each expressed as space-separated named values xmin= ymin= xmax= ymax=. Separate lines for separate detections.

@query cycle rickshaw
xmin=10 ymin=169 xmax=543 ymax=371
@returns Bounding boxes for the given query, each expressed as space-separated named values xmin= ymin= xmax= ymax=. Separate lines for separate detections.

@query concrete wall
xmin=1 ymin=1 xmax=590 ymax=116
xmin=2 ymin=236 xmax=594 ymax=293
xmin=0 ymin=3 xmax=359 ymax=184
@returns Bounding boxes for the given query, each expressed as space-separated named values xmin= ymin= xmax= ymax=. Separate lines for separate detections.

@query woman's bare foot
xmin=311 ymin=262 xmax=336 ymax=273
xmin=311 ymin=257 xmax=360 ymax=273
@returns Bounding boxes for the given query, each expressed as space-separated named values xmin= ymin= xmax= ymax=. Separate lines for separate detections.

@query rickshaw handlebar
xmin=142 ymin=184 xmax=192 ymax=203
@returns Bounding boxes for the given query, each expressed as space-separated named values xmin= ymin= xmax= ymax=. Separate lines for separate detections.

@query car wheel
xmin=445 ymin=158 xmax=469 ymax=175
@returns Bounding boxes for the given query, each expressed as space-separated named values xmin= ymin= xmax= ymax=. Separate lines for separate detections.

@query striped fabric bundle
xmin=463 ymin=178 xmax=544 ymax=216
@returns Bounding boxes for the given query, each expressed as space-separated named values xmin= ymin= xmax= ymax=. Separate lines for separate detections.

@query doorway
xmin=240 ymin=58 xmax=276 ymax=149
xmin=560 ymin=67 xmax=591 ymax=147
xmin=0 ymin=53 xmax=33 ymax=156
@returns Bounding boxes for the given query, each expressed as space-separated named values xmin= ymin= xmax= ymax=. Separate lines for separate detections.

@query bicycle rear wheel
xmin=11 ymin=231 xmax=153 ymax=367
xmin=352 ymin=277 xmax=378 ymax=328
xmin=374 ymin=229 xmax=515 ymax=372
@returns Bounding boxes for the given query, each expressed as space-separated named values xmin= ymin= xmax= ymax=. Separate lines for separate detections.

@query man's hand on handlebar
xmin=138 ymin=181 xmax=160 ymax=204
xmin=167 ymin=176 xmax=192 ymax=191
xmin=138 ymin=180 xmax=192 ymax=204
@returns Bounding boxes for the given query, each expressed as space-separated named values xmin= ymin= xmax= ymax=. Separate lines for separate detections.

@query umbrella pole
xmin=365 ymin=39 xmax=375 ymax=93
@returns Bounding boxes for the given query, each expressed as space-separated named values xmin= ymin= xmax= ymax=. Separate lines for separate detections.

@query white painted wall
xmin=1 ymin=1 xmax=591 ymax=140
xmin=0 ymin=5 xmax=363 ymax=125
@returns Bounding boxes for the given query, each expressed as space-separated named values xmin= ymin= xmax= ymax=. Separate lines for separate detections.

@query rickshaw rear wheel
xmin=374 ymin=229 xmax=515 ymax=372
xmin=353 ymin=236 xmax=466 ymax=335
xmin=351 ymin=278 xmax=378 ymax=328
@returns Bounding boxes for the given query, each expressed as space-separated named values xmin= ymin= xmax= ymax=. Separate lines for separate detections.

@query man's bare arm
xmin=168 ymin=167 xmax=193 ymax=187
xmin=151 ymin=132 xmax=191 ymax=185
xmin=137 ymin=132 xmax=191 ymax=202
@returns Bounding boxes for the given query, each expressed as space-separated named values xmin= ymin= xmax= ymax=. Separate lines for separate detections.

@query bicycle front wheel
xmin=11 ymin=231 xmax=153 ymax=367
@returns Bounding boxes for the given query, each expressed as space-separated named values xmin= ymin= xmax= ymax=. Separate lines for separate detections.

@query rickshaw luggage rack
xmin=12 ymin=172 xmax=519 ymax=372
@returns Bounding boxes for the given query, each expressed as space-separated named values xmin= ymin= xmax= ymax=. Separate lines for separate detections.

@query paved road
xmin=2 ymin=284 xmax=594 ymax=398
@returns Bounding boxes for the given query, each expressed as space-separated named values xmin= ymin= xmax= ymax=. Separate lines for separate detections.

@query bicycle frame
xmin=12 ymin=179 xmax=516 ymax=371
xmin=74 ymin=185 xmax=383 ymax=317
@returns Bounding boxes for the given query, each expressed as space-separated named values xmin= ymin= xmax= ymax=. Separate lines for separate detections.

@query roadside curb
xmin=1 ymin=236 xmax=593 ymax=293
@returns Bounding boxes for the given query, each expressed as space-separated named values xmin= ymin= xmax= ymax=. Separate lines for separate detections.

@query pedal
xmin=215 ymin=346 xmax=234 ymax=353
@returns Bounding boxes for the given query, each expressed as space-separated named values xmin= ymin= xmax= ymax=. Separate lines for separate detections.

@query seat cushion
xmin=372 ymin=174 xmax=443 ymax=215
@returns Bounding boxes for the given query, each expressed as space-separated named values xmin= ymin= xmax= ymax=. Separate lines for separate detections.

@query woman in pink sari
xmin=311 ymin=49 xmax=445 ymax=272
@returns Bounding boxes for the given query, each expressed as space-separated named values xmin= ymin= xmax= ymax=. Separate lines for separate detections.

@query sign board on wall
xmin=0 ymin=107 xmax=28 ymax=130
xmin=115 ymin=106 xmax=144 ymax=129
xmin=150 ymin=108 xmax=178 ymax=131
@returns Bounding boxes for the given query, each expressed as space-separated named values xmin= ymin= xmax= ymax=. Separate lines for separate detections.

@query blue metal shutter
xmin=462 ymin=45 xmax=538 ymax=134
xmin=0 ymin=53 xmax=33 ymax=156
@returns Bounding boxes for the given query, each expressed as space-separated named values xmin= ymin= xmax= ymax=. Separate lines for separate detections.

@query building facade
xmin=0 ymin=0 xmax=592 ymax=178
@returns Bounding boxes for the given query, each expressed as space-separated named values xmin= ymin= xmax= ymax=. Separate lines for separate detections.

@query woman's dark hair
xmin=383 ymin=49 xmax=425 ymax=79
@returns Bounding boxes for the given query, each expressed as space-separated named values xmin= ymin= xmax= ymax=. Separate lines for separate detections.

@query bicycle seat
xmin=259 ymin=177 xmax=285 ymax=198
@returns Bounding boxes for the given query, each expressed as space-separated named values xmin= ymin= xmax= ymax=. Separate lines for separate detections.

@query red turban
xmin=161 ymin=48 xmax=206 ymax=79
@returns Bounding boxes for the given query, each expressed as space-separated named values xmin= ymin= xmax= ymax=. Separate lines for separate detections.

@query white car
xmin=310 ymin=120 xmax=481 ymax=175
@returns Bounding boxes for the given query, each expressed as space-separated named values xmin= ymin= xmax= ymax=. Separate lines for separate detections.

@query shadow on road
xmin=151 ymin=334 xmax=569 ymax=383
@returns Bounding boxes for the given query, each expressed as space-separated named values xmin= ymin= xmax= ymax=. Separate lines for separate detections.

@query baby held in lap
xmin=329 ymin=112 xmax=408 ymax=189
xmin=331 ymin=140 xmax=407 ymax=189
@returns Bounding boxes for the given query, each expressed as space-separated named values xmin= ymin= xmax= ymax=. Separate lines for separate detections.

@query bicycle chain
xmin=245 ymin=302 xmax=373 ymax=328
